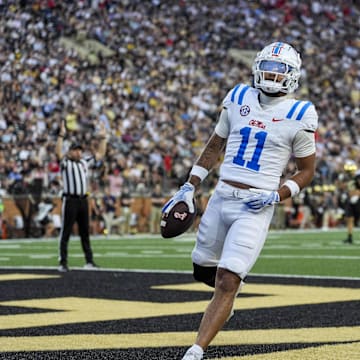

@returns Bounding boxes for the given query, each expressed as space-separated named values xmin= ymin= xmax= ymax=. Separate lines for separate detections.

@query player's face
xmin=260 ymin=60 xmax=289 ymax=82
xmin=264 ymin=72 xmax=285 ymax=82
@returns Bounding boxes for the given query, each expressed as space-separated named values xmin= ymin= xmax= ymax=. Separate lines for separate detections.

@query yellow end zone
xmin=0 ymin=327 xmax=359 ymax=352
xmin=219 ymin=342 xmax=360 ymax=360
xmin=0 ymin=275 xmax=359 ymax=355
xmin=0 ymin=273 xmax=60 ymax=281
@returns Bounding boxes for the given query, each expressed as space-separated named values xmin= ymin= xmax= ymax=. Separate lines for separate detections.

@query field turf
xmin=0 ymin=229 xmax=359 ymax=359
xmin=0 ymin=229 xmax=359 ymax=278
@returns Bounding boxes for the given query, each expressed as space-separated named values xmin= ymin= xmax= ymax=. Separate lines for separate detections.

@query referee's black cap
xmin=69 ymin=142 xmax=83 ymax=151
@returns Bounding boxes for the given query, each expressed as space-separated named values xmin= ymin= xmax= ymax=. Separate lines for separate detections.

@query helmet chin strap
xmin=260 ymin=88 xmax=286 ymax=97
xmin=258 ymin=91 xmax=288 ymax=108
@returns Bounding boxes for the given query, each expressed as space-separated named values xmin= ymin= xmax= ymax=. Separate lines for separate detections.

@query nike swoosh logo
xmin=272 ymin=118 xmax=284 ymax=122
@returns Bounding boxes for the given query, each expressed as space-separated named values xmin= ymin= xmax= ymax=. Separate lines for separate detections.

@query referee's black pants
xmin=59 ymin=196 xmax=93 ymax=266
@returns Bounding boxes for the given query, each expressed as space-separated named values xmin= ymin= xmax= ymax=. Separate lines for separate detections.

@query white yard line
xmin=260 ymin=255 xmax=360 ymax=259
xmin=0 ymin=266 xmax=359 ymax=281
xmin=0 ymin=252 xmax=359 ymax=260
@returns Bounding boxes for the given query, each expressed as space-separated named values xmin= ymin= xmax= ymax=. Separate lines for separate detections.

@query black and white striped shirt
xmin=60 ymin=156 xmax=95 ymax=196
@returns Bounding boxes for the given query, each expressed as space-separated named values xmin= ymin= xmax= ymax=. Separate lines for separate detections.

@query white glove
xmin=162 ymin=182 xmax=195 ymax=214
xmin=243 ymin=188 xmax=280 ymax=213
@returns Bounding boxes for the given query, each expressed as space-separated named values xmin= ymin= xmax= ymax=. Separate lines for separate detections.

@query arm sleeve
xmin=214 ymin=108 xmax=230 ymax=138
xmin=293 ymin=130 xmax=316 ymax=158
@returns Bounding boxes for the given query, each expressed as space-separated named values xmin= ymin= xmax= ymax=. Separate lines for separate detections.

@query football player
xmin=162 ymin=42 xmax=318 ymax=360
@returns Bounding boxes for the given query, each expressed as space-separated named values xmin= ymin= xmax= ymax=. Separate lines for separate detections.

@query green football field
xmin=0 ymin=229 xmax=359 ymax=278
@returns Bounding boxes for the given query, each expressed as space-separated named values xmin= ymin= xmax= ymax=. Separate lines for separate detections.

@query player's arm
xmin=188 ymin=108 xmax=228 ymax=187
xmin=278 ymin=128 xmax=316 ymax=201
xmin=188 ymin=132 xmax=227 ymax=187
xmin=162 ymin=109 xmax=228 ymax=214
xmin=277 ymin=152 xmax=315 ymax=201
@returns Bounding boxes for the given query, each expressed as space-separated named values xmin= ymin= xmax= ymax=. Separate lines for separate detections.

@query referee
xmin=56 ymin=120 xmax=107 ymax=272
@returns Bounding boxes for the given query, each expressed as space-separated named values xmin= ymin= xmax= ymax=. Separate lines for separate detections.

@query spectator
xmin=343 ymin=170 xmax=360 ymax=244
xmin=0 ymin=1 xmax=358 ymax=233
xmin=102 ymin=185 xmax=123 ymax=235
xmin=149 ymin=183 xmax=165 ymax=234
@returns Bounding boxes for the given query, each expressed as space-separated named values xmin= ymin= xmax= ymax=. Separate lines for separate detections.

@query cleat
xmin=181 ymin=345 xmax=203 ymax=360
xmin=226 ymin=308 xmax=235 ymax=322
xmin=58 ymin=264 xmax=69 ymax=272
xmin=83 ymin=262 xmax=98 ymax=269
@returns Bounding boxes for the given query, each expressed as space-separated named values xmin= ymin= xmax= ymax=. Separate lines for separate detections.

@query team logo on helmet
xmin=271 ymin=42 xmax=284 ymax=56
xmin=240 ymin=105 xmax=250 ymax=116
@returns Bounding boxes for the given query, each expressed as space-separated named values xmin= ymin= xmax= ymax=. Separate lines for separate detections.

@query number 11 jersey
xmin=218 ymin=83 xmax=318 ymax=190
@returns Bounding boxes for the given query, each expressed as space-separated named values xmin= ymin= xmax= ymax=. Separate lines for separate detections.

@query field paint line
xmin=1 ymin=251 xmax=358 ymax=259
xmin=260 ymin=255 xmax=360 ymax=260
xmin=29 ymin=255 xmax=54 ymax=259
xmin=141 ymin=250 xmax=163 ymax=254
xmin=0 ymin=266 xmax=359 ymax=281
xmin=264 ymin=245 xmax=360 ymax=250
xmin=0 ymin=253 xmax=190 ymax=259
xmin=222 ymin=342 xmax=360 ymax=360
xmin=0 ymin=327 xmax=359 ymax=352
xmin=101 ymin=253 xmax=189 ymax=258
xmin=0 ymin=266 xmax=193 ymax=274
xmin=0 ymin=244 xmax=21 ymax=249
xmin=250 ymin=272 xmax=360 ymax=281
xmin=0 ymin=227 xmax=358 ymax=244
xmin=0 ymin=253 xmax=58 ymax=257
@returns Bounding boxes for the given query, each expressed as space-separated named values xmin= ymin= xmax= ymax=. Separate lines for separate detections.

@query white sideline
xmin=0 ymin=265 xmax=359 ymax=281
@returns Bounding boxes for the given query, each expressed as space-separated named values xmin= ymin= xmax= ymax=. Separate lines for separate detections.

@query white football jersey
xmin=218 ymin=83 xmax=318 ymax=190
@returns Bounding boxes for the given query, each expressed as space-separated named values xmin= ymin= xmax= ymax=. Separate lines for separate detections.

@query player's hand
xmin=162 ymin=182 xmax=195 ymax=214
xmin=243 ymin=189 xmax=280 ymax=213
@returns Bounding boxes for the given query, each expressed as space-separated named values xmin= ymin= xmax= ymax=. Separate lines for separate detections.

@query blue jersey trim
xmin=296 ymin=101 xmax=312 ymax=120
xmin=286 ymin=100 xmax=302 ymax=119
xmin=238 ymin=85 xmax=250 ymax=105
xmin=230 ymin=84 xmax=241 ymax=103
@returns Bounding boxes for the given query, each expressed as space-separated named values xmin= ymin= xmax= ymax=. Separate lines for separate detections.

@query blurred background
xmin=0 ymin=0 xmax=359 ymax=238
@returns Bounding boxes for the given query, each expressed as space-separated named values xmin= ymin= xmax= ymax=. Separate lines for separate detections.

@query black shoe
xmin=343 ymin=238 xmax=353 ymax=244
xmin=58 ymin=264 xmax=69 ymax=272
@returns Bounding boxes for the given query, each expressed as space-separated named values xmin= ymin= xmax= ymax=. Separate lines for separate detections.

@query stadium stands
xmin=0 ymin=0 xmax=359 ymax=235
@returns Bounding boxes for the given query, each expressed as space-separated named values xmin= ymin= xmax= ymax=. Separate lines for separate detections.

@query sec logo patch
xmin=240 ymin=105 xmax=250 ymax=116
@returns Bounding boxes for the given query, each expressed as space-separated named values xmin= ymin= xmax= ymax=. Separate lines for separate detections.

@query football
xmin=160 ymin=201 xmax=197 ymax=238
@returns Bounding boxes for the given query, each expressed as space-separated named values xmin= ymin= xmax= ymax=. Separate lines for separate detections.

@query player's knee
xmin=218 ymin=258 xmax=248 ymax=283
xmin=216 ymin=267 xmax=241 ymax=294
xmin=193 ymin=263 xmax=217 ymax=288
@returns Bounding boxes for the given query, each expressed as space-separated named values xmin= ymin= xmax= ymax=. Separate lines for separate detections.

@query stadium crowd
xmin=0 ymin=0 xmax=359 ymax=232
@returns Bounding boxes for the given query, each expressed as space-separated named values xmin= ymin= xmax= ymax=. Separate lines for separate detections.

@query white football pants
xmin=192 ymin=180 xmax=274 ymax=280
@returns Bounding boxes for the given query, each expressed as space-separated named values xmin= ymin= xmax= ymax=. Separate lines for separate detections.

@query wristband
xmin=190 ymin=165 xmax=208 ymax=182
xmin=283 ymin=179 xmax=300 ymax=197
xmin=58 ymin=134 xmax=64 ymax=138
